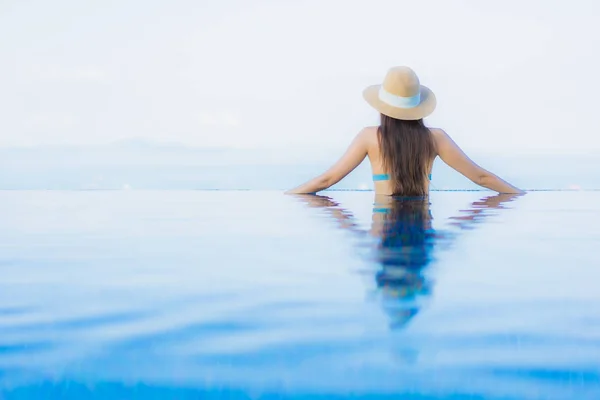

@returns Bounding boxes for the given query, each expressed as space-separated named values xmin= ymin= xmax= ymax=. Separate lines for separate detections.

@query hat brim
xmin=363 ymin=85 xmax=436 ymax=120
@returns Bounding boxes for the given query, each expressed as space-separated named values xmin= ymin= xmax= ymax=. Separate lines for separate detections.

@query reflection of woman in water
xmin=294 ymin=193 xmax=521 ymax=329
xmin=371 ymin=196 xmax=438 ymax=328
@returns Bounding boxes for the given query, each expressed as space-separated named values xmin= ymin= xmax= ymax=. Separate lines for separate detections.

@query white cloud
xmin=71 ymin=66 xmax=109 ymax=82
xmin=196 ymin=111 xmax=239 ymax=128
xmin=24 ymin=112 xmax=77 ymax=129
xmin=20 ymin=64 xmax=109 ymax=83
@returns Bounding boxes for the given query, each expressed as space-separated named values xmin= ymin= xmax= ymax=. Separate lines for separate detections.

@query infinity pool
xmin=0 ymin=191 xmax=599 ymax=399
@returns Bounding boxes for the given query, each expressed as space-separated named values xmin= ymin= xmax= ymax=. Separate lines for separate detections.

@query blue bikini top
xmin=372 ymin=173 xmax=432 ymax=214
xmin=373 ymin=173 xmax=432 ymax=181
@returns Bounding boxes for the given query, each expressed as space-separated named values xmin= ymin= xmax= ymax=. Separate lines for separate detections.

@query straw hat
xmin=363 ymin=66 xmax=436 ymax=120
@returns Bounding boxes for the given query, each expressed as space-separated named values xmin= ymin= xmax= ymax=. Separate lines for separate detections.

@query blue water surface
xmin=0 ymin=190 xmax=599 ymax=399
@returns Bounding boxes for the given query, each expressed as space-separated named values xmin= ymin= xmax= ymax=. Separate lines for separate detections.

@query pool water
xmin=0 ymin=190 xmax=599 ymax=399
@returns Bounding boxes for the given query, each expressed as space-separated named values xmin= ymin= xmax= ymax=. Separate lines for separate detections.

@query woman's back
xmin=363 ymin=116 xmax=438 ymax=196
xmin=361 ymin=125 xmax=434 ymax=196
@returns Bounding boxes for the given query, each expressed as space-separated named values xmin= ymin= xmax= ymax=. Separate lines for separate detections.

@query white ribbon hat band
xmin=378 ymin=87 xmax=421 ymax=109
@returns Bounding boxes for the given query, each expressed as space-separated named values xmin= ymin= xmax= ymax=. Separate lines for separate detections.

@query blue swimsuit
xmin=373 ymin=173 xmax=432 ymax=214
xmin=373 ymin=173 xmax=432 ymax=181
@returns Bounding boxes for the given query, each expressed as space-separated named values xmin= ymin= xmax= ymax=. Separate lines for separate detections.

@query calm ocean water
xmin=1 ymin=190 xmax=599 ymax=399
xmin=1 ymin=144 xmax=599 ymax=191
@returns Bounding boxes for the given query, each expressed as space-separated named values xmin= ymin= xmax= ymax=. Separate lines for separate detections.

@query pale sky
xmin=1 ymin=0 xmax=599 ymax=154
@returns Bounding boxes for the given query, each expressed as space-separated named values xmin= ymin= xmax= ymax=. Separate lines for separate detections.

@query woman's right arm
xmin=432 ymin=128 xmax=524 ymax=194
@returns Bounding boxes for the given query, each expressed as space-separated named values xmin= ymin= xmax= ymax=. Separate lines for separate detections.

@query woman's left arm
xmin=285 ymin=130 xmax=369 ymax=194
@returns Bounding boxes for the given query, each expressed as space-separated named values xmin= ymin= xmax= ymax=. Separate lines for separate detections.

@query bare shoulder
xmin=428 ymin=127 xmax=448 ymax=140
xmin=358 ymin=126 xmax=379 ymax=143
xmin=428 ymin=127 xmax=451 ymax=150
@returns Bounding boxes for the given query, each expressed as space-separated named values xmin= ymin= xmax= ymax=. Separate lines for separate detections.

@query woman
xmin=286 ymin=66 xmax=523 ymax=196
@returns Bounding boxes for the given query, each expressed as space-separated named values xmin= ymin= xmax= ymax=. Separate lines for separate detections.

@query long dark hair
xmin=378 ymin=114 xmax=436 ymax=196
